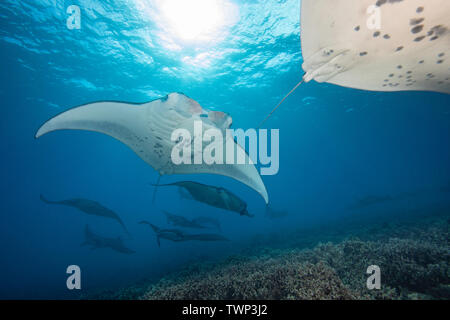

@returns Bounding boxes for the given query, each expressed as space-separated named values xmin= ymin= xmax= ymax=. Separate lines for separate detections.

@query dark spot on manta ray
xmin=407 ymin=71 xmax=412 ymax=74
xmin=416 ymin=7 xmax=424 ymax=13
xmin=437 ymin=60 xmax=444 ymax=64
xmin=438 ymin=53 xmax=445 ymax=57
xmin=373 ymin=31 xmax=381 ymax=37
xmin=376 ymin=0 xmax=404 ymax=7
xmin=431 ymin=25 xmax=447 ymax=36
xmin=354 ymin=26 xmax=360 ymax=31
xmin=419 ymin=60 xmax=424 ymax=64
xmin=389 ymin=73 xmax=394 ymax=77
xmin=360 ymin=52 xmax=368 ymax=56
xmin=427 ymin=30 xmax=434 ymax=36
xmin=383 ymin=34 xmax=391 ymax=39
xmin=410 ymin=18 xmax=424 ymax=26
xmin=414 ymin=36 xmax=425 ymax=42
xmin=397 ymin=65 xmax=402 ymax=69
xmin=396 ymin=46 xmax=404 ymax=52
xmin=430 ymin=36 xmax=439 ymax=41
xmin=411 ymin=25 xmax=424 ymax=34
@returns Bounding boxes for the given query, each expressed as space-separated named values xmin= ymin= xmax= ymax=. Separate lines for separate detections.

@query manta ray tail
xmin=257 ymin=77 xmax=305 ymax=128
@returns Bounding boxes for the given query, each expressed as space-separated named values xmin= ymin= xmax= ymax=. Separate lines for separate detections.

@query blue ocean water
xmin=0 ymin=0 xmax=449 ymax=299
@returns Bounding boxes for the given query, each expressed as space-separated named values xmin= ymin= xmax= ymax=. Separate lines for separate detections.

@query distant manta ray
xmin=259 ymin=0 xmax=450 ymax=126
xmin=163 ymin=210 xmax=207 ymax=229
xmin=82 ymin=225 xmax=135 ymax=254
xmin=139 ymin=221 xmax=229 ymax=247
xmin=40 ymin=194 xmax=129 ymax=234
xmin=153 ymin=181 xmax=254 ymax=217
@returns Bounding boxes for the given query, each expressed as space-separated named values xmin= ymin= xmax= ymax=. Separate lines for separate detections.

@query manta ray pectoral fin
xmin=35 ymin=101 xmax=144 ymax=144
xmin=301 ymin=0 xmax=450 ymax=94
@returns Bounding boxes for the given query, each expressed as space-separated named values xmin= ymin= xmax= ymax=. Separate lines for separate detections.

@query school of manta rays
xmin=36 ymin=0 xmax=449 ymax=253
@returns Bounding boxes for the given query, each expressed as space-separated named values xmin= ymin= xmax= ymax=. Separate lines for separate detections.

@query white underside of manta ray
xmin=35 ymin=93 xmax=269 ymax=204
xmin=301 ymin=0 xmax=450 ymax=94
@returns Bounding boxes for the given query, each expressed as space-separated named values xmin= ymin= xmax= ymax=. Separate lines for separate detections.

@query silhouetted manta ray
xmin=139 ymin=221 xmax=229 ymax=247
xmin=81 ymin=225 xmax=135 ymax=254
xmin=153 ymin=181 xmax=254 ymax=217
xmin=35 ymin=93 xmax=268 ymax=204
xmin=191 ymin=216 xmax=221 ymax=231
xmin=163 ymin=210 xmax=207 ymax=229
xmin=40 ymin=194 xmax=129 ymax=234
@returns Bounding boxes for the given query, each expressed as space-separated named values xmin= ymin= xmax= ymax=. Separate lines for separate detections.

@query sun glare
xmin=159 ymin=0 xmax=232 ymax=41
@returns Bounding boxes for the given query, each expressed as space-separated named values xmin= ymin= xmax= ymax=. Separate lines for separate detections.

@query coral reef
xmin=87 ymin=212 xmax=449 ymax=300
xmin=304 ymin=237 xmax=449 ymax=299
xmin=141 ymin=259 xmax=360 ymax=300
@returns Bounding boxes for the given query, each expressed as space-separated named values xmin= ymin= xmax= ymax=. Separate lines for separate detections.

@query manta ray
xmin=301 ymin=0 xmax=449 ymax=93
xmin=35 ymin=93 xmax=268 ymax=204
xmin=191 ymin=216 xmax=221 ymax=231
xmin=40 ymin=194 xmax=129 ymax=234
xmin=155 ymin=181 xmax=254 ymax=217
xmin=81 ymin=225 xmax=135 ymax=254
xmin=260 ymin=0 xmax=449 ymax=125
xmin=139 ymin=221 xmax=229 ymax=247
xmin=163 ymin=210 xmax=207 ymax=229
